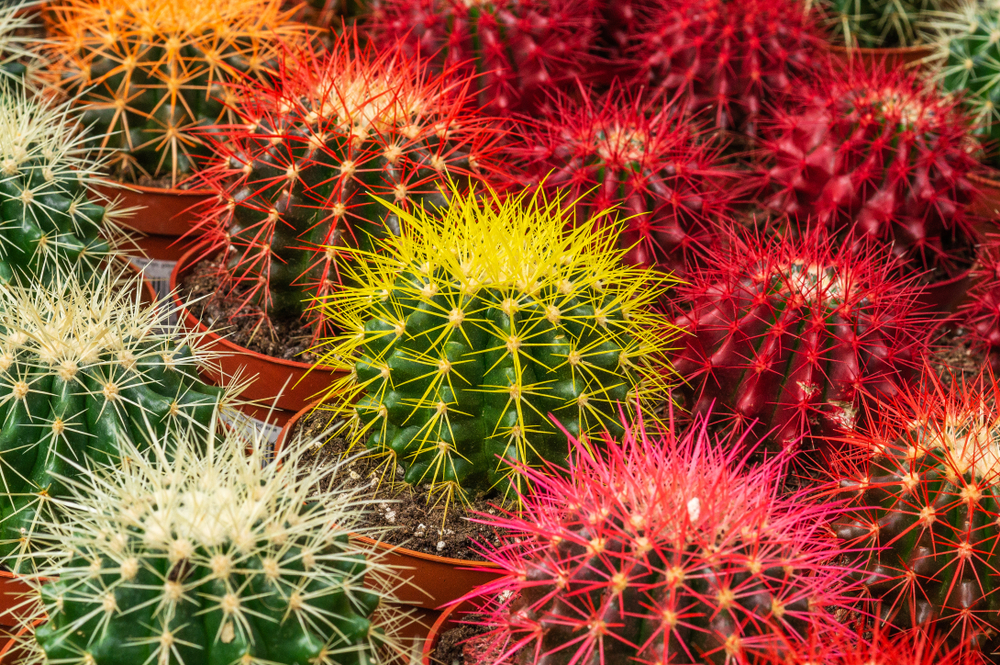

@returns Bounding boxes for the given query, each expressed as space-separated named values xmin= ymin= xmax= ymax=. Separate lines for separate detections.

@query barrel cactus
xmin=190 ymin=34 xmax=502 ymax=341
xmin=464 ymin=407 xmax=861 ymax=665
xmin=40 ymin=0 xmax=311 ymax=186
xmin=817 ymin=0 xmax=940 ymax=48
xmin=8 ymin=409 xmax=403 ymax=664
xmin=832 ymin=369 xmax=1000 ymax=651
xmin=313 ymin=187 xmax=678 ymax=504
xmin=933 ymin=0 xmax=1000 ymax=170
xmin=0 ymin=78 xmax=128 ymax=286
xmin=673 ymin=227 xmax=932 ymax=453
xmin=0 ymin=268 xmax=239 ymax=563
xmin=0 ymin=3 xmax=45 ymax=88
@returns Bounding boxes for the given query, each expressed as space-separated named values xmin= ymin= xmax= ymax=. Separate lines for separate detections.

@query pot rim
xmin=421 ymin=603 xmax=459 ymax=665
xmin=970 ymin=170 xmax=1000 ymax=189
xmin=274 ymin=399 xmax=503 ymax=570
xmin=170 ymin=247 xmax=334 ymax=373
xmin=95 ymin=176 xmax=215 ymax=197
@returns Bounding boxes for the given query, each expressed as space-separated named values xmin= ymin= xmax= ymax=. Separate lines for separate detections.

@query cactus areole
xmin=674 ymin=228 xmax=930 ymax=453
xmin=833 ymin=371 xmax=1000 ymax=650
xmin=314 ymin=188 xmax=678 ymax=503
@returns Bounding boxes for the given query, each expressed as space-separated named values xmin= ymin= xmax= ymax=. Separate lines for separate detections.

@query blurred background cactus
xmin=815 ymin=0 xmax=941 ymax=47
xmin=39 ymin=0 xmax=312 ymax=187
xmin=314 ymin=188 xmax=678 ymax=504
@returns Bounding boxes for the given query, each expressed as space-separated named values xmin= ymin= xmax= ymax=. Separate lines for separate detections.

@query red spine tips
xmin=673 ymin=226 xmax=933 ymax=454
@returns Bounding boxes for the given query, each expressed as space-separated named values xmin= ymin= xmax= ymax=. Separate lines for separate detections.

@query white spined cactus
xmin=9 ymin=412 xmax=408 ymax=665
xmin=0 ymin=267 xmax=243 ymax=564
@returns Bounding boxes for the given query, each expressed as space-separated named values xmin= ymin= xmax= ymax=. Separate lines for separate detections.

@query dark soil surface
xmin=931 ymin=325 xmax=988 ymax=384
xmin=286 ymin=409 xmax=506 ymax=560
xmin=179 ymin=256 xmax=319 ymax=363
xmin=431 ymin=621 xmax=511 ymax=665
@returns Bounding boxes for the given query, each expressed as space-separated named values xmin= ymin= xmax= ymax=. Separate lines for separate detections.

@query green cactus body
xmin=0 ymin=81 xmax=128 ymax=287
xmin=0 ymin=272 xmax=234 ymax=561
xmin=316 ymin=189 xmax=678 ymax=502
xmin=822 ymin=0 xmax=938 ymax=47
xmin=195 ymin=37 xmax=500 ymax=338
xmin=16 ymin=404 xmax=400 ymax=665
xmin=42 ymin=0 xmax=311 ymax=186
xmin=936 ymin=2 xmax=1000 ymax=168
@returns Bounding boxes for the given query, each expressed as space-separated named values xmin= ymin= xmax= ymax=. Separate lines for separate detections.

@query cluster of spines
xmin=462 ymin=406 xmax=861 ymax=665
xmin=8 ymin=409 xmax=405 ymax=665
xmin=830 ymin=368 xmax=1000 ymax=652
xmin=189 ymin=35 xmax=502 ymax=340
xmin=759 ymin=60 xmax=979 ymax=278
xmin=819 ymin=0 xmax=939 ymax=48
xmin=509 ymin=83 xmax=737 ymax=275
xmin=40 ymin=0 xmax=312 ymax=185
xmin=0 ymin=268 xmax=242 ymax=563
xmin=313 ymin=188 xmax=678 ymax=503
xmin=673 ymin=227 xmax=931 ymax=453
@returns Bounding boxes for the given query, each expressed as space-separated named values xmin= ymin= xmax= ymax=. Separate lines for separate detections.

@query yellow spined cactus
xmin=41 ymin=0 xmax=312 ymax=186
xmin=313 ymin=187 xmax=679 ymax=503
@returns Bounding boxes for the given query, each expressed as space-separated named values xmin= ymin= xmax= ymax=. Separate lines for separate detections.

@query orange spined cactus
xmin=41 ymin=0 xmax=312 ymax=187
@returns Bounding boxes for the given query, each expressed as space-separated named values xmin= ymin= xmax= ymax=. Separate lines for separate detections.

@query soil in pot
xmin=287 ymin=409 xmax=505 ymax=560
xmin=432 ymin=619 xmax=511 ymax=665
xmin=179 ymin=256 xmax=320 ymax=364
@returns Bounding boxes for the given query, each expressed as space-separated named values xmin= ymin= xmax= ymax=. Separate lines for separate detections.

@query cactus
xmin=313 ymin=187 xmax=678 ymax=504
xmin=8 ymin=407 xmax=404 ymax=665
xmin=626 ymin=0 xmax=825 ymax=136
xmin=817 ymin=0 xmax=940 ymax=48
xmin=672 ymin=227 xmax=932 ymax=454
xmin=959 ymin=239 xmax=1000 ymax=373
xmin=831 ymin=368 xmax=1000 ymax=651
xmin=0 ymin=77 xmax=129 ymax=287
xmin=0 ymin=3 xmax=46 ymax=88
xmin=462 ymin=406 xmax=861 ymax=665
xmin=40 ymin=0 xmax=312 ymax=187
xmin=0 ymin=268 xmax=240 ymax=564
xmin=932 ymin=0 xmax=1000 ymax=170
xmin=189 ymin=35 xmax=503 ymax=341
xmin=362 ymin=0 xmax=602 ymax=116
xmin=788 ymin=626 xmax=984 ymax=665
xmin=759 ymin=60 xmax=979 ymax=279
xmin=509 ymin=83 xmax=737 ymax=275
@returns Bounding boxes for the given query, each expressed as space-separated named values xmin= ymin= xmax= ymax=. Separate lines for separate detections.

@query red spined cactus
xmin=461 ymin=406 xmax=863 ymax=665
xmin=626 ymin=0 xmax=825 ymax=137
xmin=760 ymin=60 xmax=979 ymax=280
xmin=787 ymin=626 xmax=988 ymax=665
xmin=509 ymin=83 xmax=738 ymax=275
xmin=830 ymin=369 xmax=1000 ymax=652
xmin=362 ymin=0 xmax=602 ymax=116
xmin=672 ymin=226 xmax=933 ymax=454
xmin=187 ymin=34 xmax=502 ymax=340
xmin=958 ymin=238 xmax=1000 ymax=372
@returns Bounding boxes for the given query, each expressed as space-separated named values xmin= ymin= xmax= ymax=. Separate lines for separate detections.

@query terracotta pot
xmin=276 ymin=402 xmax=505 ymax=611
xmin=827 ymin=43 xmax=934 ymax=71
xmin=422 ymin=603 xmax=458 ymax=665
xmin=170 ymin=248 xmax=345 ymax=413
xmin=970 ymin=171 xmax=1000 ymax=231
xmin=0 ymin=571 xmax=31 ymax=629
xmin=91 ymin=179 xmax=212 ymax=238
xmin=0 ymin=622 xmax=31 ymax=662
xmin=915 ymin=267 xmax=973 ymax=317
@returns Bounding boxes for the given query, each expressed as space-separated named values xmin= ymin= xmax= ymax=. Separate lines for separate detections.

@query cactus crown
xmin=10 ymin=414 xmax=405 ymax=665
xmin=314 ymin=187 xmax=678 ymax=503
xmin=0 ymin=268 xmax=243 ymax=563
xmin=41 ymin=0 xmax=311 ymax=186
xmin=465 ymin=407 xmax=860 ymax=665
xmin=190 ymin=35 xmax=501 ymax=340
xmin=511 ymin=83 xmax=736 ymax=274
